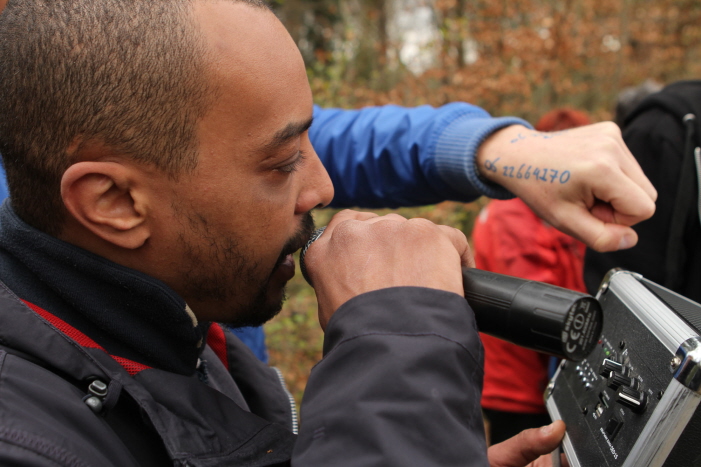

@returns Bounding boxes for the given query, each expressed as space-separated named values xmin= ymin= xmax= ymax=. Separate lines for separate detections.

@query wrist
xmin=434 ymin=116 xmax=528 ymax=200
xmin=476 ymin=124 xmax=531 ymax=185
xmin=475 ymin=125 xmax=577 ymax=199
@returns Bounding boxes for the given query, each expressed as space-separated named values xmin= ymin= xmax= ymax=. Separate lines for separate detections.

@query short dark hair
xmin=0 ymin=0 xmax=270 ymax=236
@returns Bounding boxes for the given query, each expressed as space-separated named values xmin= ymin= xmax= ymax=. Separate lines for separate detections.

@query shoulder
xmin=0 ymin=351 xmax=137 ymax=466
xmin=624 ymin=107 xmax=685 ymax=157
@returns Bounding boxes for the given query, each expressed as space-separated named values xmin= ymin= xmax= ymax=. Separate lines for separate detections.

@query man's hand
xmin=302 ymin=209 xmax=473 ymax=329
xmin=477 ymin=123 xmax=657 ymax=252
xmin=488 ymin=420 xmax=568 ymax=467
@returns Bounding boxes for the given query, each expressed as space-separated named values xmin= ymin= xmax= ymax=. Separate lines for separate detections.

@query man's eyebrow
xmin=263 ymin=117 xmax=314 ymax=152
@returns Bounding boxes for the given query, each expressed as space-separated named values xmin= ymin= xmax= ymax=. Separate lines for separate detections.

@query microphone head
xmin=300 ymin=226 xmax=326 ymax=286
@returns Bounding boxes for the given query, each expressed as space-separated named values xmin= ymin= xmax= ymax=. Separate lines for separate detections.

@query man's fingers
xmin=309 ymin=210 xmax=471 ymax=321
xmin=437 ymin=224 xmax=474 ymax=268
xmin=603 ymin=125 xmax=658 ymax=203
xmin=582 ymin=122 xmax=656 ymax=202
xmin=303 ymin=211 xmax=385 ymax=282
xmin=552 ymin=203 xmax=639 ymax=252
xmin=328 ymin=213 xmax=470 ymax=264
xmin=539 ymin=164 xmax=653 ymax=251
xmin=487 ymin=420 xmax=566 ymax=467
xmin=584 ymin=123 xmax=656 ymax=222
xmin=326 ymin=209 xmax=381 ymax=227
xmin=620 ymin=152 xmax=658 ymax=203
xmin=534 ymin=158 xmax=654 ymax=252
xmin=324 ymin=211 xmax=408 ymax=236
xmin=589 ymin=168 xmax=656 ymax=226
xmin=563 ymin=164 xmax=654 ymax=251
xmin=317 ymin=211 xmax=405 ymax=256
xmin=399 ymin=218 xmax=472 ymax=269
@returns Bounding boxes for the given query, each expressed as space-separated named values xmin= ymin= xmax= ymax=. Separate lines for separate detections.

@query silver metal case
xmin=545 ymin=270 xmax=701 ymax=467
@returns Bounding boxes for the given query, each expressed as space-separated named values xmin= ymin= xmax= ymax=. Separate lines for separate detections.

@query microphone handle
xmin=300 ymin=227 xmax=602 ymax=361
xmin=463 ymin=268 xmax=602 ymax=361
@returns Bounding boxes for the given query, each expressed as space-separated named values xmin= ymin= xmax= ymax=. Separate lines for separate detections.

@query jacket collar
xmin=0 ymin=263 xmax=296 ymax=466
xmin=0 ymin=201 xmax=206 ymax=375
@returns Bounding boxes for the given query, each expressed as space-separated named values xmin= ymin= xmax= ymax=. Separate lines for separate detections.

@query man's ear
xmin=61 ymin=161 xmax=151 ymax=249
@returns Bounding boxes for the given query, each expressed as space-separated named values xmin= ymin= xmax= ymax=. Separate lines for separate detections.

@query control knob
xmin=616 ymin=386 xmax=647 ymax=414
xmin=607 ymin=371 xmax=638 ymax=390
xmin=600 ymin=358 xmax=625 ymax=377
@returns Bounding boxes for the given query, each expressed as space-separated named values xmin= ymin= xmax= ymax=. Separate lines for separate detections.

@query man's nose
xmin=295 ymin=147 xmax=334 ymax=214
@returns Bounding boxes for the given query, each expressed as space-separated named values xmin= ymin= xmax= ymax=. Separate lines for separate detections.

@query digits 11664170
xmin=483 ymin=158 xmax=571 ymax=184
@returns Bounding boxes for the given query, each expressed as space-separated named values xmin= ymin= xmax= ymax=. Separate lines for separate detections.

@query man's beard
xmin=176 ymin=210 xmax=315 ymax=327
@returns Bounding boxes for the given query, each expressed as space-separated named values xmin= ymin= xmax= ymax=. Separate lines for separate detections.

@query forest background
xmin=262 ymin=0 xmax=701 ymax=404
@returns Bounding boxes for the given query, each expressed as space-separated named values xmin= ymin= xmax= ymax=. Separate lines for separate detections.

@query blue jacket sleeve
xmin=310 ymin=103 xmax=531 ymax=207
xmin=0 ymin=163 xmax=9 ymax=202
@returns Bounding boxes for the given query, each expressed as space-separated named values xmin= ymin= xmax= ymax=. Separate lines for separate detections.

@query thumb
xmin=487 ymin=420 xmax=566 ymax=467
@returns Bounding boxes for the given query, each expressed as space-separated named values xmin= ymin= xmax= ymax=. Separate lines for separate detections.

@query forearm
xmin=292 ymin=287 xmax=487 ymax=467
xmin=311 ymin=104 xmax=528 ymax=207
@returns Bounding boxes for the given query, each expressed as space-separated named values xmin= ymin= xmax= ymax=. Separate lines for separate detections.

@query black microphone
xmin=300 ymin=227 xmax=602 ymax=361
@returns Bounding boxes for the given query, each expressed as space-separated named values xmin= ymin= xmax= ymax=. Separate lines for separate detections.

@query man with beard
xmin=0 ymin=0 xmax=655 ymax=364
xmin=0 ymin=1 xmax=654 ymax=466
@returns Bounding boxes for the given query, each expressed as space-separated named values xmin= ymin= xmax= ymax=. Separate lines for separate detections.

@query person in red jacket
xmin=474 ymin=108 xmax=591 ymax=444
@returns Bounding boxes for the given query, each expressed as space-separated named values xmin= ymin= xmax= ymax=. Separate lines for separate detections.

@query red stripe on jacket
xmin=22 ymin=299 xmax=151 ymax=376
xmin=206 ymin=323 xmax=230 ymax=370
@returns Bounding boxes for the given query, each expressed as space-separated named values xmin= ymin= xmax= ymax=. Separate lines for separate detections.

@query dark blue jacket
xmin=0 ymin=202 xmax=487 ymax=466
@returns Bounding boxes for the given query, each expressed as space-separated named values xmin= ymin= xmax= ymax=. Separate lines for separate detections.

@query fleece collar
xmin=0 ymin=201 xmax=207 ymax=375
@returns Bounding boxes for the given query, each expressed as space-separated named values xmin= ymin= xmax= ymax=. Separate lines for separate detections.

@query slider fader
xmin=546 ymin=270 xmax=701 ymax=467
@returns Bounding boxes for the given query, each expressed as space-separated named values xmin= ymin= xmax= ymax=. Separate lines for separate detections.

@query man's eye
xmin=276 ymin=151 xmax=306 ymax=174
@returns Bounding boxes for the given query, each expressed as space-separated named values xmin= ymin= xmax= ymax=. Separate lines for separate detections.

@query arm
xmin=474 ymin=123 xmax=656 ymax=252
xmin=312 ymin=106 xmax=656 ymax=252
xmin=311 ymin=104 xmax=528 ymax=207
xmin=294 ymin=210 xmax=564 ymax=466
xmin=292 ymin=287 xmax=488 ymax=467
xmin=293 ymin=210 xmax=481 ymax=465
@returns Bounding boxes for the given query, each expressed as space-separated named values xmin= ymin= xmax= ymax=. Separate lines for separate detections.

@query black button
xmin=600 ymin=358 xmax=625 ymax=377
xmin=607 ymin=371 xmax=638 ymax=390
xmin=616 ymin=386 xmax=648 ymax=414
xmin=605 ymin=417 xmax=623 ymax=441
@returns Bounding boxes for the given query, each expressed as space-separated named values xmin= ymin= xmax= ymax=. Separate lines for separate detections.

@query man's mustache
xmin=274 ymin=212 xmax=316 ymax=267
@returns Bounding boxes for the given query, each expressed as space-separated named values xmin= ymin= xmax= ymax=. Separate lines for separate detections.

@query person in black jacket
xmin=585 ymin=81 xmax=701 ymax=302
xmin=0 ymin=0 xmax=656 ymax=465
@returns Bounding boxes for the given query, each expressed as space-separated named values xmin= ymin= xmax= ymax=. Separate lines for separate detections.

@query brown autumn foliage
xmin=264 ymin=0 xmax=701 ymax=405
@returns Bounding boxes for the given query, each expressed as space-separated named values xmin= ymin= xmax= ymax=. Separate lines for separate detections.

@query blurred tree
xmin=272 ymin=0 xmax=700 ymax=121
xmin=270 ymin=0 xmax=343 ymax=65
